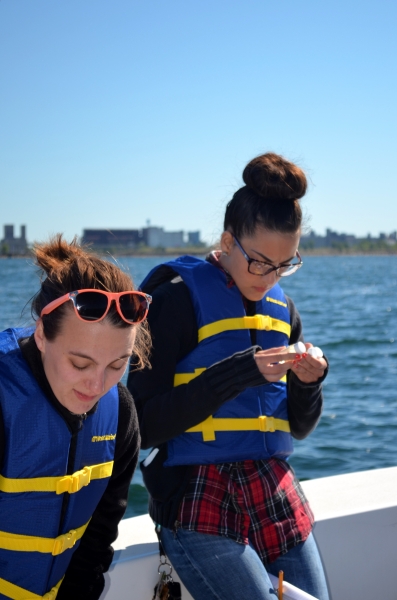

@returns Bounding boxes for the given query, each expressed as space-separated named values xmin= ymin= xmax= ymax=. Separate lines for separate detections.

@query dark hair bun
xmin=242 ymin=152 xmax=307 ymax=201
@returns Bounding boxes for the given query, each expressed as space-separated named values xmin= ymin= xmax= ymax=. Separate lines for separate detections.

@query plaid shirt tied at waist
xmin=177 ymin=458 xmax=314 ymax=564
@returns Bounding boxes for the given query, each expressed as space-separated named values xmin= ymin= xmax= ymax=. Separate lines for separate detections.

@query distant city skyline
xmin=1 ymin=211 xmax=396 ymax=248
xmin=5 ymin=223 xmax=397 ymax=246
xmin=2 ymin=223 xmax=396 ymax=255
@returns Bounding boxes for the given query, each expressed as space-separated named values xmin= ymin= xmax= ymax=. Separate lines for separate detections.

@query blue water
xmin=1 ymin=255 xmax=397 ymax=518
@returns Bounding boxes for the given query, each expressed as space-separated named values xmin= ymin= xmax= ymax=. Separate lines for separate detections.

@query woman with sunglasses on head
xmin=0 ymin=235 xmax=151 ymax=600
xmin=128 ymin=152 xmax=330 ymax=600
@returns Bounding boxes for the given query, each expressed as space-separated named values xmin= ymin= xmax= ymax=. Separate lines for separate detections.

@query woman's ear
xmin=34 ymin=319 xmax=46 ymax=352
xmin=220 ymin=231 xmax=234 ymax=256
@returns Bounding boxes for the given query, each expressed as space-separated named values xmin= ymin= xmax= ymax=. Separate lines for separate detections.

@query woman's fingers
xmin=254 ymin=345 xmax=327 ymax=383
xmin=255 ymin=346 xmax=289 ymax=356
xmin=254 ymin=348 xmax=298 ymax=381
xmin=254 ymin=344 xmax=326 ymax=384
xmin=290 ymin=355 xmax=327 ymax=383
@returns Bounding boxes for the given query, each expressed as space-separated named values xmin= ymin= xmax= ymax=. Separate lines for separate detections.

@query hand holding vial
xmin=255 ymin=342 xmax=326 ymax=384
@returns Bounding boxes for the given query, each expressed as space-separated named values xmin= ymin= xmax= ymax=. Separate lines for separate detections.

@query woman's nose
xmin=87 ymin=372 xmax=105 ymax=394
xmin=262 ymin=269 xmax=279 ymax=285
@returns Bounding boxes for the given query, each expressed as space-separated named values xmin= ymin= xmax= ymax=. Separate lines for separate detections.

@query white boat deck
xmin=101 ymin=466 xmax=397 ymax=599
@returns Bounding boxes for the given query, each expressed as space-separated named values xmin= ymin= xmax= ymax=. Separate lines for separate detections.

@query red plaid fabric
xmin=177 ymin=459 xmax=314 ymax=564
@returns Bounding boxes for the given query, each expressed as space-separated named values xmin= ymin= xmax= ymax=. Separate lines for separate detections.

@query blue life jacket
xmin=141 ymin=256 xmax=293 ymax=466
xmin=0 ymin=328 xmax=119 ymax=600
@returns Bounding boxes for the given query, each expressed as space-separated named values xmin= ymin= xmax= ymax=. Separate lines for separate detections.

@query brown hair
xmin=31 ymin=234 xmax=151 ymax=369
xmin=224 ymin=152 xmax=307 ymax=238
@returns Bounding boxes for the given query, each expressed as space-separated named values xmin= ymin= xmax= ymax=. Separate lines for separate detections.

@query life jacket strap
xmin=0 ymin=461 xmax=114 ymax=494
xmin=186 ymin=415 xmax=291 ymax=441
xmin=55 ymin=462 xmax=113 ymax=494
xmin=198 ymin=315 xmax=291 ymax=343
xmin=0 ymin=576 xmax=63 ymax=600
xmin=0 ymin=520 xmax=89 ymax=555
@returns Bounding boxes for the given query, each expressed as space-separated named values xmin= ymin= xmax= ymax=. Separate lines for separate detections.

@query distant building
xmin=187 ymin=231 xmax=201 ymax=246
xmin=142 ymin=227 xmax=184 ymax=248
xmin=300 ymin=228 xmax=358 ymax=249
xmin=1 ymin=225 xmax=28 ymax=255
xmin=82 ymin=226 xmax=202 ymax=249
xmin=300 ymin=228 xmax=397 ymax=249
xmin=82 ymin=229 xmax=143 ymax=247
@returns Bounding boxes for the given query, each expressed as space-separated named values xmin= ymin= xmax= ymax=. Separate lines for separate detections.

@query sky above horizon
xmin=1 ymin=0 xmax=396 ymax=246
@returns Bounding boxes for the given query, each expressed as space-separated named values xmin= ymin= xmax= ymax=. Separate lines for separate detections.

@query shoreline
xmin=2 ymin=247 xmax=397 ymax=259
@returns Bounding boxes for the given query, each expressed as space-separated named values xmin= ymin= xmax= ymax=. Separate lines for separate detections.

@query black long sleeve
xmin=285 ymin=296 xmax=328 ymax=439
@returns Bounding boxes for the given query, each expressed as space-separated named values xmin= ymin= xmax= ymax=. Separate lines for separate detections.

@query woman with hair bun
xmin=128 ymin=153 xmax=330 ymax=599
xmin=0 ymin=235 xmax=151 ymax=600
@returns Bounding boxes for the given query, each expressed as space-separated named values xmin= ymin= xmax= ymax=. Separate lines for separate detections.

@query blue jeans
xmin=160 ymin=527 xmax=330 ymax=600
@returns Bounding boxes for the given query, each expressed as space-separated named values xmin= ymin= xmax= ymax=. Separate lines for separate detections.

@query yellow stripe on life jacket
xmin=174 ymin=370 xmax=286 ymax=387
xmin=0 ymin=520 xmax=89 ymax=556
xmin=0 ymin=461 xmax=114 ymax=495
xmin=198 ymin=315 xmax=291 ymax=343
xmin=0 ymin=576 xmax=63 ymax=600
xmin=174 ymin=368 xmax=207 ymax=386
xmin=186 ymin=415 xmax=291 ymax=442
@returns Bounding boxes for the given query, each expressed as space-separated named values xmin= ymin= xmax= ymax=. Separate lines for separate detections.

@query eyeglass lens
xmin=75 ymin=292 xmax=109 ymax=321
xmin=119 ymin=293 xmax=148 ymax=322
xmin=249 ymin=262 xmax=299 ymax=276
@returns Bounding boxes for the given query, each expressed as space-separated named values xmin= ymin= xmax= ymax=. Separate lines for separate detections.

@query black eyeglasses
xmin=233 ymin=236 xmax=303 ymax=277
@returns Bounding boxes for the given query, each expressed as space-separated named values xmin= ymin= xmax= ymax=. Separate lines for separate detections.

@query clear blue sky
xmin=1 ymin=0 xmax=396 ymax=245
